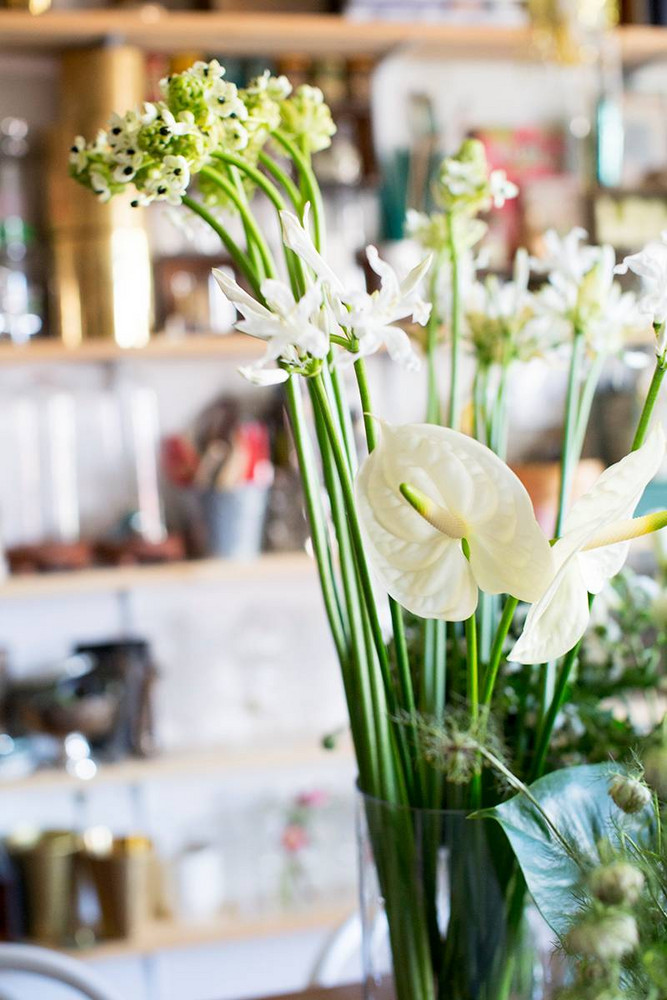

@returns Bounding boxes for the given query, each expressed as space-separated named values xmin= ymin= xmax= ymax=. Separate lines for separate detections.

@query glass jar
xmin=358 ymin=790 xmax=565 ymax=1000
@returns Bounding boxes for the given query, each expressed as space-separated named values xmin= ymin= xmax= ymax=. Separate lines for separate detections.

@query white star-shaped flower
xmin=616 ymin=234 xmax=667 ymax=345
xmin=510 ymin=424 xmax=666 ymax=664
xmin=280 ymin=207 xmax=430 ymax=370
xmin=280 ymin=207 xmax=343 ymax=294
xmin=355 ymin=422 xmax=554 ymax=620
xmin=343 ymin=247 xmax=431 ymax=371
xmin=489 ymin=169 xmax=519 ymax=208
xmin=213 ymin=267 xmax=328 ymax=386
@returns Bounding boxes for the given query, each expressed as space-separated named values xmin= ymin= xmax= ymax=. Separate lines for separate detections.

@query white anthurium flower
xmin=212 ymin=267 xmax=328 ymax=385
xmin=509 ymin=423 xmax=667 ymax=665
xmin=343 ymin=247 xmax=432 ymax=371
xmin=355 ymin=422 xmax=554 ymax=620
xmin=615 ymin=234 xmax=667 ymax=349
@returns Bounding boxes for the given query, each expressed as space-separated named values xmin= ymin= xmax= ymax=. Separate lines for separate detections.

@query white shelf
xmin=0 ymin=553 xmax=314 ymax=601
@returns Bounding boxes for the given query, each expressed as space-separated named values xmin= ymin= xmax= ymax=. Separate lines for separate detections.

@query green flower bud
xmin=566 ymin=911 xmax=639 ymax=961
xmin=279 ymin=84 xmax=336 ymax=154
xmin=609 ymin=773 xmax=652 ymax=814
xmin=589 ymin=862 xmax=645 ymax=906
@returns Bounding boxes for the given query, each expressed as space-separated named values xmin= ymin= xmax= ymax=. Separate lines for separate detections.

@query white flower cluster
xmin=279 ymin=84 xmax=336 ymax=155
xmin=69 ymin=61 xmax=335 ymax=211
xmin=69 ymin=60 xmax=256 ymax=206
xmin=528 ymin=228 xmax=645 ymax=356
xmin=213 ymin=205 xmax=431 ymax=385
xmin=436 ymin=138 xmax=518 ymax=217
xmin=465 ymin=248 xmax=559 ymax=366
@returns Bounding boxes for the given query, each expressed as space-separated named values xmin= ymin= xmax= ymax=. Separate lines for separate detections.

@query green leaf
xmin=478 ymin=763 xmax=654 ymax=937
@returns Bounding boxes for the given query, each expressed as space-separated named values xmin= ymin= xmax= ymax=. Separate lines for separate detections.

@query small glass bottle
xmin=0 ymin=117 xmax=45 ymax=344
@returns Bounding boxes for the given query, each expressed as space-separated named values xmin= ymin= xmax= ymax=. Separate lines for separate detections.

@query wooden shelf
xmin=0 ymin=333 xmax=262 ymax=367
xmin=0 ymin=11 xmax=664 ymax=65
xmin=0 ymin=737 xmax=352 ymax=794
xmin=0 ymin=552 xmax=313 ymax=601
xmin=60 ymin=900 xmax=356 ymax=962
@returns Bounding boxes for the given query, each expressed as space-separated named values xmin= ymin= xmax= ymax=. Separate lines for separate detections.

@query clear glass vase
xmin=357 ymin=790 xmax=565 ymax=1000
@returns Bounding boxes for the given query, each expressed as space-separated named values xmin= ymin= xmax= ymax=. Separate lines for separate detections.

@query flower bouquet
xmin=70 ymin=60 xmax=667 ymax=1000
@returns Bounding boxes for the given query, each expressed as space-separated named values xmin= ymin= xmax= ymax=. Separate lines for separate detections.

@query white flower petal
xmin=563 ymin=423 xmax=666 ymax=540
xmin=355 ymin=422 xmax=553 ymax=618
xmin=510 ymin=424 xmax=666 ymax=664
xmin=212 ymin=268 xmax=272 ymax=322
xmin=366 ymin=245 xmax=400 ymax=302
xmin=238 ymin=363 xmax=289 ymax=386
xmin=280 ymin=205 xmax=343 ymax=292
xmin=509 ymin=557 xmax=590 ymax=664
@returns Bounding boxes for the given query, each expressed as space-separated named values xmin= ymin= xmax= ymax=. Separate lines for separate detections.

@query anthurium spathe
xmin=355 ymin=422 xmax=554 ymax=620
xmin=510 ymin=424 xmax=667 ymax=665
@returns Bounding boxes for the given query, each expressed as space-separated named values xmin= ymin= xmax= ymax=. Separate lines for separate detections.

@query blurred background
xmin=0 ymin=0 xmax=667 ymax=998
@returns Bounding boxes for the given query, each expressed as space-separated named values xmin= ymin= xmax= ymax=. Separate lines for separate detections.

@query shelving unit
xmin=0 ymin=333 xmax=261 ymax=367
xmin=0 ymin=552 xmax=313 ymax=600
xmin=0 ymin=736 xmax=351 ymax=794
xmin=0 ymin=11 xmax=664 ymax=66
xmin=60 ymin=901 xmax=356 ymax=962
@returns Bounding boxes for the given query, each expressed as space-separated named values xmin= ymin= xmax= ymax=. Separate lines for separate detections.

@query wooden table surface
xmin=260 ymin=987 xmax=361 ymax=1000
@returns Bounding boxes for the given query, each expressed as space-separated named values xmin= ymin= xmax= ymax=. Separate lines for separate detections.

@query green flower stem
xmin=257 ymin=150 xmax=303 ymax=213
xmin=571 ymin=352 xmax=605 ymax=467
xmin=555 ymin=329 xmax=586 ymax=538
xmin=490 ymin=363 xmax=510 ymax=460
xmin=481 ymin=596 xmax=519 ymax=707
xmin=199 ymin=165 xmax=276 ymax=280
xmin=327 ymin=362 xmax=358 ymax=476
xmin=272 ymin=129 xmax=325 ymax=251
xmin=472 ymin=366 xmax=488 ymax=445
xmin=446 ymin=213 xmax=463 ymax=430
xmin=212 ymin=150 xmax=289 ymax=215
xmin=530 ymin=640 xmax=581 ymax=781
xmin=227 ymin=163 xmax=265 ymax=281
xmin=478 ymin=747 xmax=575 ymax=858
xmin=353 ymin=359 xmax=418 ymax=726
xmin=283 ymin=377 xmax=348 ymax=670
xmin=466 ymin=612 xmax=479 ymax=722
xmin=426 ymin=259 xmax=443 ymax=424
xmin=308 ymin=381 xmax=380 ymax=795
xmin=182 ymin=195 xmax=260 ymax=296
xmin=632 ymin=354 xmax=667 ymax=451
xmin=466 ymin=611 xmax=481 ymax=809
xmin=358 ymin=586 xmax=403 ymax=803
xmin=422 ymin=617 xmax=447 ymax=808
xmin=310 ymin=372 xmax=412 ymax=800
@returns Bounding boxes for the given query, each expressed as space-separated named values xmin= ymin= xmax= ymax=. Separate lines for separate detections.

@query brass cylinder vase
xmin=48 ymin=45 xmax=153 ymax=348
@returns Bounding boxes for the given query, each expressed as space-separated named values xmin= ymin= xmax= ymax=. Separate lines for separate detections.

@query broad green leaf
xmin=478 ymin=763 xmax=654 ymax=937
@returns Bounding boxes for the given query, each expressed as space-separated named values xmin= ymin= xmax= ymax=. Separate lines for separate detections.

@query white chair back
xmin=0 ymin=943 xmax=123 ymax=1000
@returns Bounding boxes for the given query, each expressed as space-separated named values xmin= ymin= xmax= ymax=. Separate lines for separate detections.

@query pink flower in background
xmin=296 ymin=789 xmax=329 ymax=808
xmin=282 ymin=824 xmax=309 ymax=854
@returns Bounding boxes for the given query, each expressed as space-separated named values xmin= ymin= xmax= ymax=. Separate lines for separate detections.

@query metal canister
xmin=83 ymin=830 xmax=155 ymax=940
xmin=46 ymin=45 xmax=153 ymax=347
xmin=7 ymin=828 xmax=78 ymax=945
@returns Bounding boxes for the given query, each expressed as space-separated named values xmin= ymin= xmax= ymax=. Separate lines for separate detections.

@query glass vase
xmin=357 ymin=790 xmax=564 ymax=1000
